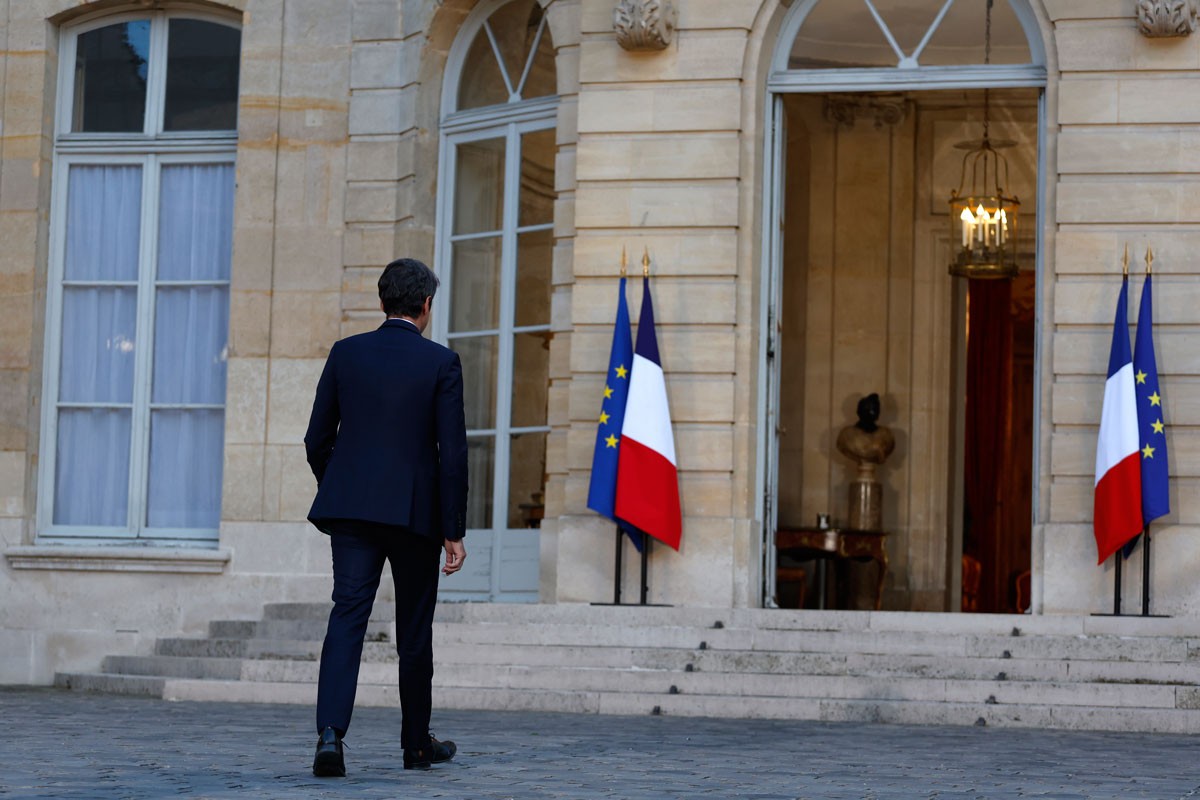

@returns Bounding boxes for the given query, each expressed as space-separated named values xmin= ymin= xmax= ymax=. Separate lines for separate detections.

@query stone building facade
xmin=2 ymin=0 xmax=1198 ymax=684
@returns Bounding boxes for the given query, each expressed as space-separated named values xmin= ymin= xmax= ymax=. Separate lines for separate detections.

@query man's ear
xmin=423 ymin=296 xmax=433 ymax=315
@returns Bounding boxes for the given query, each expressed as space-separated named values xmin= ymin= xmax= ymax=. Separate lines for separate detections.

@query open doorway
xmin=772 ymin=88 xmax=1038 ymax=613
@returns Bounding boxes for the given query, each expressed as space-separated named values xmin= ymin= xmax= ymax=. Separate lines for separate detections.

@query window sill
xmin=5 ymin=545 xmax=231 ymax=574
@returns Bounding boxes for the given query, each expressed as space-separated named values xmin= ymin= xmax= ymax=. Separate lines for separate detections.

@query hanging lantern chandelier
xmin=948 ymin=0 xmax=1020 ymax=280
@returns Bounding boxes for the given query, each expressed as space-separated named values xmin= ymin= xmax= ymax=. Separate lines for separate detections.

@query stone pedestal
xmin=847 ymin=463 xmax=882 ymax=530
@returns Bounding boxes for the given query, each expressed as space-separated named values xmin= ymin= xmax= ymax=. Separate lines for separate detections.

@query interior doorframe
xmin=756 ymin=0 xmax=1050 ymax=611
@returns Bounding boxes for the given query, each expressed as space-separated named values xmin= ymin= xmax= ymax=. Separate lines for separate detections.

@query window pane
xmin=454 ymin=138 xmax=505 ymax=235
xmin=54 ymin=408 xmax=131 ymax=527
xmin=467 ymin=435 xmax=495 ymax=528
xmin=511 ymin=331 xmax=549 ymax=428
xmin=60 ymin=287 xmax=137 ymax=404
xmin=520 ymin=8 xmax=556 ymax=101
xmin=157 ymin=164 xmax=235 ymax=281
xmin=453 ymin=335 xmax=498 ymax=430
xmin=451 ymin=237 xmax=501 ymax=332
xmin=72 ymin=20 xmax=151 ymax=132
xmin=515 ymin=229 xmax=552 ymax=327
xmin=65 ymin=165 xmax=142 ymax=282
xmin=508 ymin=431 xmax=546 ymax=528
xmin=789 ymin=1 xmax=896 ymax=69
xmin=457 ymin=22 xmax=511 ymax=111
xmin=519 ymin=128 xmax=555 ymax=227
xmin=920 ymin=0 xmax=1031 ymax=66
xmin=147 ymin=409 xmax=224 ymax=528
xmin=152 ymin=287 xmax=229 ymax=404
xmin=164 ymin=19 xmax=241 ymax=131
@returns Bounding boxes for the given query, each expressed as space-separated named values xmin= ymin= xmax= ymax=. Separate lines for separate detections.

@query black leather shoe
xmin=312 ymin=726 xmax=346 ymax=777
xmin=403 ymin=733 xmax=456 ymax=770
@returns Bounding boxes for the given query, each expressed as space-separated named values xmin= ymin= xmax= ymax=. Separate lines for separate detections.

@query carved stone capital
xmin=1137 ymin=0 xmax=1198 ymax=37
xmin=613 ymin=0 xmax=677 ymax=52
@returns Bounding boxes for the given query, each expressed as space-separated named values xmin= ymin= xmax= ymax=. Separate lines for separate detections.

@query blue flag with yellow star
xmin=587 ymin=277 xmax=642 ymax=550
xmin=1134 ymin=273 xmax=1169 ymax=526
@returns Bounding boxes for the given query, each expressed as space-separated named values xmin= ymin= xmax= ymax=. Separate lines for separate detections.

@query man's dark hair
xmin=379 ymin=258 xmax=439 ymax=318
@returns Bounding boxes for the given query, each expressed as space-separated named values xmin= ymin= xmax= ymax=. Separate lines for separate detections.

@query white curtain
xmin=146 ymin=164 xmax=232 ymax=531
xmin=52 ymin=162 xmax=232 ymax=534
xmin=53 ymin=166 xmax=141 ymax=527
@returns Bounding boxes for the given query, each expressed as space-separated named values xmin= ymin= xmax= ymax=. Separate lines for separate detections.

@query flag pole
xmin=1112 ymin=244 xmax=1129 ymax=617
xmin=1140 ymin=246 xmax=1153 ymax=616
xmin=611 ymin=247 xmax=630 ymax=605
xmin=639 ymin=247 xmax=652 ymax=607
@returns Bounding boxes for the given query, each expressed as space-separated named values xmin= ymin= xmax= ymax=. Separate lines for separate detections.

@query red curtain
xmin=963 ymin=279 xmax=1013 ymax=612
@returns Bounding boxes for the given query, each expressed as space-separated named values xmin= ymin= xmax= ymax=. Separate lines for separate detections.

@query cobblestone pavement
xmin=2 ymin=687 xmax=1200 ymax=799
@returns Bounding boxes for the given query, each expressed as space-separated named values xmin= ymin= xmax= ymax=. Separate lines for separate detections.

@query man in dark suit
xmin=304 ymin=257 xmax=468 ymax=777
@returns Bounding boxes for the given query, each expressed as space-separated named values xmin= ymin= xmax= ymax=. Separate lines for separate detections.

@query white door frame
xmin=756 ymin=0 xmax=1049 ymax=609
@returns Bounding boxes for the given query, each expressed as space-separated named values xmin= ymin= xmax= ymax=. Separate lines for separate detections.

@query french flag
xmin=615 ymin=277 xmax=682 ymax=550
xmin=1093 ymin=277 xmax=1143 ymax=564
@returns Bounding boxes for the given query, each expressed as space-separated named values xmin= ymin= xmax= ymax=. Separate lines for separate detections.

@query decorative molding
xmin=6 ymin=545 xmax=231 ymax=574
xmin=613 ymin=0 xmax=677 ymax=52
xmin=1137 ymin=0 xmax=1197 ymax=37
xmin=823 ymin=94 xmax=909 ymax=130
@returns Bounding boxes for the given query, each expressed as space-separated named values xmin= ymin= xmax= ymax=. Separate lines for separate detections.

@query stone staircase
xmin=56 ymin=603 xmax=1200 ymax=733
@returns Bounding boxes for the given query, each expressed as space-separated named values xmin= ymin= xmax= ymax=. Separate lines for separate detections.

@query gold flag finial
xmin=1145 ymin=245 xmax=1154 ymax=276
xmin=621 ymin=245 xmax=628 ymax=278
xmin=642 ymin=246 xmax=650 ymax=278
xmin=1122 ymin=243 xmax=1129 ymax=278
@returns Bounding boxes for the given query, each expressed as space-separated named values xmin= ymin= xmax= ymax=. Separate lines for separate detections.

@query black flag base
xmin=1092 ymin=528 xmax=1169 ymax=618
xmin=591 ymin=526 xmax=673 ymax=607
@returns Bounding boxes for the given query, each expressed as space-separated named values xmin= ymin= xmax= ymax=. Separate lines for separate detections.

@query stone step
xmin=206 ymin=619 xmax=393 ymax=641
xmin=54 ymin=673 xmax=1200 ymax=735
xmin=108 ymin=641 xmax=1200 ymax=687
xmin=426 ymin=622 xmax=1190 ymax=663
xmin=102 ymin=655 xmax=244 ymax=680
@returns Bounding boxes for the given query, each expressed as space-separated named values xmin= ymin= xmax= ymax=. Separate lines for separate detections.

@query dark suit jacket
xmin=304 ymin=319 xmax=468 ymax=543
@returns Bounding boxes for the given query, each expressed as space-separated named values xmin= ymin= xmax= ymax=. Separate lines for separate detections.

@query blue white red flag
xmin=586 ymin=276 xmax=643 ymax=550
xmin=615 ymin=277 xmax=682 ymax=550
xmin=1093 ymin=277 xmax=1143 ymax=564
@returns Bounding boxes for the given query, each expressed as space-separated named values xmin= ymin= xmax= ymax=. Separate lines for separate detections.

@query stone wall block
xmin=0 ymin=293 xmax=33 ymax=369
xmin=0 ymin=450 xmax=25 ymax=517
xmin=576 ymin=132 xmax=740 ymax=181
xmin=1118 ymin=77 xmax=1200 ymax=123
xmin=221 ymin=444 xmax=265 ymax=521
xmin=230 ymin=225 xmax=275 ymax=292
xmin=570 ymin=328 xmax=736 ymax=374
xmin=351 ymin=40 xmax=405 ymax=89
xmin=224 ymin=355 xmax=269 ymax=446
xmin=569 ymin=373 xmax=733 ymax=423
xmin=269 ymin=291 xmax=342 ymax=359
xmin=573 ymin=231 xmax=738 ymax=277
xmin=1057 ymin=180 xmax=1197 ymax=224
xmin=571 ymin=277 xmax=736 ymax=325
xmin=0 ymin=211 xmax=40 ymax=278
xmin=578 ymin=84 xmax=741 ymax=133
xmin=1053 ymin=280 xmax=1200 ymax=326
xmin=343 ymin=226 xmax=398 ymax=272
xmin=229 ymin=290 xmax=272 ymax=358
xmin=345 ymin=182 xmax=401 ymax=223
xmin=574 ymin=181 xmax=739 ymax=228
xmin=272 ymin=228 xmax=344 ymax=292
xmin=0 ymin=369 xmax=29 ymax=452
xmin=349 ymin=88 xmax=415 ymax=136
xmin=1058 ymin=80 xmax=1119 ymax=125
xmin=1043 ymin=0 xmax=1133 ymax=20
xmin=347 ymin=135 xmax=414 ymax=182
xmin=353 ymin=0 xmax=403 ymax=41
xmin=577 ymin=31 xmax=746 ymax=83
xmin=1052 ymin=379 xmax=1196 ymax=426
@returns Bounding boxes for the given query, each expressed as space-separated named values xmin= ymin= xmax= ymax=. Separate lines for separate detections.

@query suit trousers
xmin=315 ymin=527 xmax=441 ymax=748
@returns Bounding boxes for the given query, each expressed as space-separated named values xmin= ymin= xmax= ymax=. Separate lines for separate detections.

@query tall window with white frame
xmin=436 ymin=0 xmax=556 ymax=601
xmin=40 ymin=11 xmax=241 ymax=545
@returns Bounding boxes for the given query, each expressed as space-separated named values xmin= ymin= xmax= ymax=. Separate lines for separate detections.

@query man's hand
xmin=442 ymin=538 xmax=466 ymax=576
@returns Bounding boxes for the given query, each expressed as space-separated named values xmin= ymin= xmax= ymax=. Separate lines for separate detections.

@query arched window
xmin=435 ymin=0 xmax=557 ymax=601
xmin=39 ymin=10 xmax=240 ymax=544
xmin=771 ymin=0 xmax=1045 ymax=91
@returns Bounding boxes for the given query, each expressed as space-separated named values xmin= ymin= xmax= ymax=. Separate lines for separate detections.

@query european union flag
xmin=1134 ymin=273 xmax=1169 ymax=526
xmin=586 ymin=276 xmax=642 ymax=550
